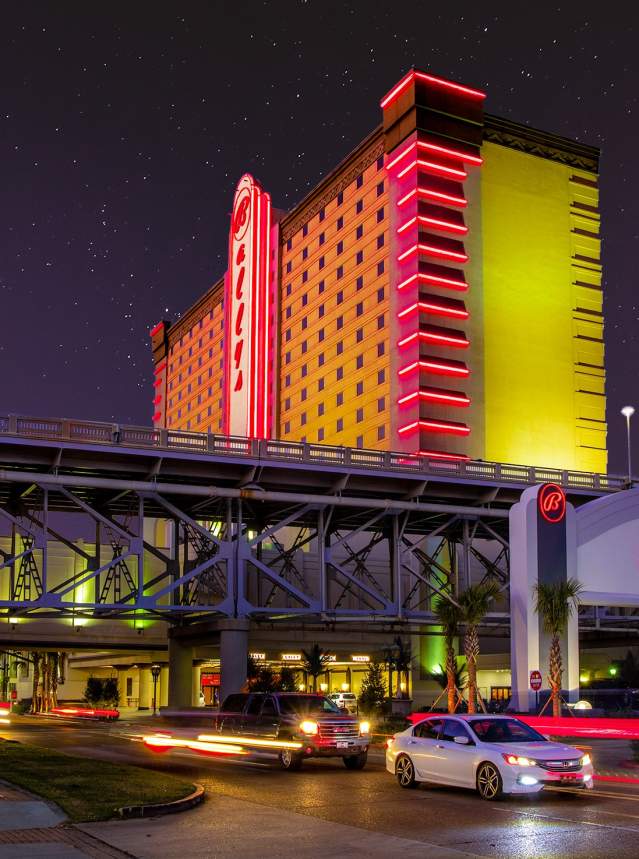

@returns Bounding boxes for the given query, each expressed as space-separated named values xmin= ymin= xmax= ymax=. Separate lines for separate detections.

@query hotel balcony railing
xmin=0 ymin=413 xmax=626 ymax=493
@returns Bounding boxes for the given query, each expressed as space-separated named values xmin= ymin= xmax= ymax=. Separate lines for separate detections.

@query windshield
xmin=467 ymin=718 xmax=548 ymax=743
xmin=278 ymin=695 xmax=341 ymax=715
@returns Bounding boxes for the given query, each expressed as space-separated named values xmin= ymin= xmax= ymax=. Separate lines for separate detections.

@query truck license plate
xmin=336 ymin=741 xmax=349 ymax=748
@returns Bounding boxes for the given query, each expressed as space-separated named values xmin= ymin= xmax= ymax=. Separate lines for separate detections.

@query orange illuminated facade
xmin=150 ymin=68 xmax=606 ymax=472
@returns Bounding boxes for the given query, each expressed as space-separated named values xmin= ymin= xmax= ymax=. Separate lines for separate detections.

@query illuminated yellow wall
xmin=478 ymin=141 xmax=606 ymax=472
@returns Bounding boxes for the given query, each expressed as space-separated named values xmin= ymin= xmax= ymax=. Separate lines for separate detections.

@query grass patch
xmin=0 ymin=740 xmax=196 ymax=822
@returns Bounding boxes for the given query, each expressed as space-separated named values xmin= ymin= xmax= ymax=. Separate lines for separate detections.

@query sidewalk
xmin=0 ymin=782 xmax=132 ymax=859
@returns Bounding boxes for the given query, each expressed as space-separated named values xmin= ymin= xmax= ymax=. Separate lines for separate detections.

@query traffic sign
xmin=529 ymin=670 xmax=542 ymax=691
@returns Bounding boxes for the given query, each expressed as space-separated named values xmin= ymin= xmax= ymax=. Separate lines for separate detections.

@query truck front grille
xmin=318 ymin=721 xmax=359 ymax=740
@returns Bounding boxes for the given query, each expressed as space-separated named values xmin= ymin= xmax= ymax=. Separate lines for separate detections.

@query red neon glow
xmin=398 ymin=390 xmax=470 ymax=406
xmin=380 ymin=70 xmax=486 ymax=109
xmin=419 ymin=449 xmax=470 ymax=461
xmin=153 ymin=378 xmax=163 ymax=389
xmin=397 ymin=272 xmax=468 ymax=292
xmin=152 ymin=395 xmax=162 ymax=406
xmin=398 ymin=301 xmax=468 ymax=320
xmin=224 ymin=174 xmax=272 ymax=439
xmin=397 ymin=215 xmax=468 ymax=236
xmin=398 ymin=359 xmax=470 ymax=378
xmin=397 ymin=158 xmax=467 ymax=181
xmin=149 ymin=321 xmax=164 ymax=338
xmin=397 ymin=243 xmax=468 ymax=264
xmin=398 ymin=330 xmax=469 ymax=349
xmin=386 ymin=140 xmax=483 ymax=172
xmin=397 ymin=187 xmax=467 ymax=208
xmin=538 ymin=483 xmax=567 ymax=524
xmin=153 ymin=361 xmax=167 ymax=375
xmin=398 ymin=420 xmax=470 ymax=437
xmin=152 ymin=411 xmax=161 ymax=422
xmin=50 ymin=706 xmax=119 ymax=720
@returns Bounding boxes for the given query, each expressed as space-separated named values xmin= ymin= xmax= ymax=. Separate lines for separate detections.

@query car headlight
xmin=359 ymin=721 xmax=370 ymax=735
xmin=503 ymin=754 xmax=536 ymax=767
xmin=299 ymin=720 xmax=319 ymax=736
xmin=581 ymin=753 xmax=591 ymax=766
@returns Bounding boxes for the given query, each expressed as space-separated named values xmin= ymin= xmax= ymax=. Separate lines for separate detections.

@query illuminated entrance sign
xmin=538 ymin=483 xmax=566 ymax=524
xmin=225 ymin=174 xmax=272 ymax=438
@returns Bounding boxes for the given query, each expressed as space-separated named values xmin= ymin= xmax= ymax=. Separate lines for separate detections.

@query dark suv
xmin=214 ymin=692 xmax=370 ymax=770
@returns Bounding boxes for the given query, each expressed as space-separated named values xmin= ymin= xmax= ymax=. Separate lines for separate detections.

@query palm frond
xmin=458 ymin=581 xmax=501 ymax=625
xmin=533 ymin=578 xmax=582 ymax=636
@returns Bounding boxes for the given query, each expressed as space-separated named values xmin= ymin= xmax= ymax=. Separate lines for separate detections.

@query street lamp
xmin=150 ymin=664 xmax=161 ymax=716
xmin=621 ymin=405 xmax=635 ymax=485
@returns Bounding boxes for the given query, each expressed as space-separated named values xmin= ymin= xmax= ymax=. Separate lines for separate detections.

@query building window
xmin=356 ymin=275 xmax=364 ymax=291
xmin=377 ymin=287 xmax=385 ymax=302
xmin=377 ymin=155 xmax=384 ymax=170
xmin=377 ymin=369 xmax=385 ymax=384
xmin=377 ymin=207 xmax=384 ymax=223
xmin=337 ymin=417 xmax=344 ymax=432
xmin=319 ymin=231 xmax=325 ymax=246
xmin=301 ymin=412 xmax=307 ymax=426
xmin=301 ymin=387 xmax=307 ymax=401
xmin=318 ymin=280 xmax=325 ymax=294
xmin=302 ymin=293 xmax=308 ymax=307
xmin=302 ymin=270 xmax=308 ymax=283
xmin=301 ymin=340 xmax=308 ymax=353
xmin=356 ymin=381 xmax=364 ymax=396
xmin=356 ymin=250 xmax=364 ymax=265
xmin=356 ymin=408 xmax=364 ymax=423
xmin=336 ymin=290 xmax=344 ymax=305
xmin=318 ymin=402 xmax=324 ymax=416
xmin=377 ymin=341 xmax=385 ymax=357
xmin=319 ymin=256 xmax=325 ymax=269
xmin=356 ymin=435 xmax=363 ymax=448
xmin=301 ymin=363 xmax=308 ymax=377
xmin=337 ymin=191 xmax=343 ymax=205
xmin=285 ymin=329 xmax=292 ymax=342
xmin=356 ymin=328 xmax=364 ymax=343
xmin=336 ymin=392 xmax=343 ymax=406
xmin=319 ymin=328 xmax=325 ymax=342
xmin=287 ymin=238 xmax=292 ymax=251
xmin=337 ymin=265 xmax=344 ymax=279
xmin=284 ymin=397 xmax=291 ymax=411
xmin=319 ymin=304 xmax=325 ymax=318
xmin=377 ymin=180 xmax=384 ymax=196
xmin=284 ymin=420 xmax=291 ymax=434
xmin=378 ymin=396 xmax=385 ymax=412
xmin=356 ymin=302 xmax=364 ymax=317
xmin=285 ymin=374 xmax=291 ymax=387
xmin=318 ymin=428 xmax=324 ymax=442
xmin=302 ymin=246 xmax=308 ymax=260
xmin=377 ymin=261 xmax=385 ymax=276
xmin=318 ymin=352 xmax=325 ymax=367
xmin=337 ymin=315 xmax=343 ymax=330
xmin=286 ymin=261 xmax=292 ymax=273
xmin=356 ymin=224 xmax=363 ymax=240
xmin=303 ymin=223 xmax=308 ymax=237
xmin=377 ymin=314 xmax=385 ymax=329
xmin=337 ymin=340 xmax=344 ymax=355
xmin=377 ymin=234 xmax=385 ymax=249
xmin=356 ymin=354 xmax=364 ymax=369
xmin=302 ymin=317 xmax=308 ymax=331
xmin=286 ymin=283 xmax=292 ymax=296
xmin=356 ymin=199 xmax=363 ymax=214
xmin=337 ymin=215 xmax=344 ymax=230
xmin=318 ymin=378 xmax=325 ymax=391
xmin=285 ymin=351 xmax=291 ymax=365
xmin=337 ymin=240 xmax=344 ymax=255
xmin=319 ymin=207 xmax=325 ymax=222
xmin=377 ymin=425 xmax=385 ymax=441
xmin=337 ymin=367 xmax=344 ymax=381
xmin=356 ymin=173 xmax=363 ymax=188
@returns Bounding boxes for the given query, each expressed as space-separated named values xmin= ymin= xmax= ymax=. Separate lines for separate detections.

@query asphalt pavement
xmin=6 ymin=716 xmax=639 ymax=858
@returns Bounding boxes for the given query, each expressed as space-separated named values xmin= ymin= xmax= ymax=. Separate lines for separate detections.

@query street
xmin=5 ymin=717 xmax=639 ymax=858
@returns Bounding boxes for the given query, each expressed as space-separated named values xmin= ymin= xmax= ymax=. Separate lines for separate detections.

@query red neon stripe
xmin=386 ymin=140 xmax=418 ymax=171
xmin=397 ymin=215 xmax=468 ymax=236
xmin=398 ymin=301 xmax=468 ymax=320
xmin=153 ymin=378 xmax=163 ymax=388
xmin=397 ymin=158 xmax=467 ymax=181
xmin=149 ymin=321 xmax=164 ymax=338
xmin=398 ymin=331 xmax=469 ymax=348
xmin=397 ymin=272 xmax=468 ymax=292
xmin=152 ymin=395 xmax=162 ymax=406
xmin=152 ymin=411 xmax=162 ymax=422
xmin=398 ymin=359 xmax=470 ymax=378
xmin=380 ymin=70 xmax=486 ymax=109
xmin=419 ymin=140 xmax=482 ymax=166
xmin=153 ymin=361 xmax=167 ymax=375
xmin=397 ymin=243 xmax=468 ymax=264
xmin=397 ymin=187 xmax=467 ymax=208
xmin=398 ymin=390 xmax=471 ymax=406
xmin=398 ymin=419 xmax=470 ymax=436
xmin=419 ymin=449 xmax=470 ymax=461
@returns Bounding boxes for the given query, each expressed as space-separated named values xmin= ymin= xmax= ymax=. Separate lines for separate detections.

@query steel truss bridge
xmin=0 ymin=414 xmax=629 ymax=636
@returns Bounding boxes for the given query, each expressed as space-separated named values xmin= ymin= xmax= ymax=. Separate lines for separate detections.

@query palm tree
xmin=534 ymin=579 xmax=582 ymax=717
xmin=433 ymin=595 xmax=463 ymax=714
xmin=427 ymin=663 xmax=467 ymax=693
xmin=301 ymin=644 xmax=330 ymax=692
xmin=459 ymin=581 xmax=501 ymax=714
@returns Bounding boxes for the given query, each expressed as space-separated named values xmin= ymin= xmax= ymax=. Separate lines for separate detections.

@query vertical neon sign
xmin=224 ymin=174 xmax=272 ymax=438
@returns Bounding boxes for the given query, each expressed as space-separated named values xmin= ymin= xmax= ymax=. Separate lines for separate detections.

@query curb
xmin=118 ymin=784 xmax=205 ymax=819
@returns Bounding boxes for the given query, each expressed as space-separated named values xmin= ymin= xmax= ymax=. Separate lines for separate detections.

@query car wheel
xmin=343 ymin=751 xmax=368 ymax=770
xmin=395 ymin=754 xmax=417 ymax=789
xmin=476 ymin=762 xmax=503 ymax=801
xmin=278 ymin=749 xmax=303 ymax=771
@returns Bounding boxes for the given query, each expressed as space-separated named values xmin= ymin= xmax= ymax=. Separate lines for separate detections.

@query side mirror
xmin=453 ymin=735 xmax=470 ymax=745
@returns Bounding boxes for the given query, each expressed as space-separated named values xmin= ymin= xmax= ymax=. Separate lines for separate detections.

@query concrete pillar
xmin=167 ymin=637 xmax=194 ymax=708
xmin=138 ymin=666 xmax=152 ymax=709
xmin=160 ymin=666 xmax=169 ymax=707
xmin=219 ymin=619 xmax=250 ymax=705
xmin=192 ymin=664 xmax=202 ymax=706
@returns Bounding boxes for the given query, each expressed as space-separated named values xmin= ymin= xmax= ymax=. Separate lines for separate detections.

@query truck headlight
xmin=359 ymin=721 xmax=370 ymax=735
xmin=299 ymin=720 xmax=319 ymax=736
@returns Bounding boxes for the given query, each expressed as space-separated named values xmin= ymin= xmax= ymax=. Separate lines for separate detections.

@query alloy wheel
xmin=396 ymin=755 xmax=416 ymax=788
xmin=477 ymin=762 xmax=502 ymax=800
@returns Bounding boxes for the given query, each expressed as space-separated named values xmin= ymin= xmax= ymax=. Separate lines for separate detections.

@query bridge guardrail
xmin=0 ymin=413 xmax=626 ymax=493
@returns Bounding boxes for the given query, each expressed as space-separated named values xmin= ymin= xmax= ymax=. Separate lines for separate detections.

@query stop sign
xmin=529 ymin=670 xmax=542 ymax=691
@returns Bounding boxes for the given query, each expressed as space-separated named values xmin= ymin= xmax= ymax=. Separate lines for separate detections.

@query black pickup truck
xmin=213 ymin=691 xmax=370 ymax=770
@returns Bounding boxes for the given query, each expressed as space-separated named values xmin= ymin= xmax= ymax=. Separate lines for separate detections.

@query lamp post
xmin=150 ymin=663 xmax=161 ymax=716
xmin=621 ymin=405 xmax=635 ymax=486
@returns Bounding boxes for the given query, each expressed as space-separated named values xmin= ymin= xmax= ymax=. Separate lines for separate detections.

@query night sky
xmin=2 ymin=3 xmax=638 ymax=473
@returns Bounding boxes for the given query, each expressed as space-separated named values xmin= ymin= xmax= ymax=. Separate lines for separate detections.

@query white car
xmin=386 ymin=714 xmax=594 ymax=800
xmin=328 ymin=692 xmax=358 ymax=713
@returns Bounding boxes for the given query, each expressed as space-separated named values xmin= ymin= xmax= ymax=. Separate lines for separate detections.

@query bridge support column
xmin=167 ymin=637 xmax=194 ymax=708
xmin=219 ymin=619 xmax=249 ymax=705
